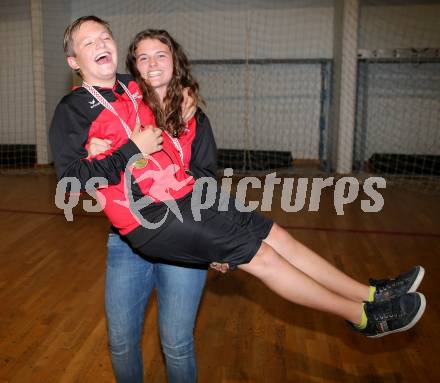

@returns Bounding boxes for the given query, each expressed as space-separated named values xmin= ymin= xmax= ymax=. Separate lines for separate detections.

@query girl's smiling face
xmin=135 ymin=38 xmax=173 ymax=102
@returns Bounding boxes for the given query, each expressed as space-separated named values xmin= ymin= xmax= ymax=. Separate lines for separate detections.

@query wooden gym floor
xmin=0 ymin=172 xmax=439 ymax=383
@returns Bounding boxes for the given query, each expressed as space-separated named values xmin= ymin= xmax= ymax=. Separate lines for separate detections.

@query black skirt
xmin=134 ymin=192 xmax=273 ymax=268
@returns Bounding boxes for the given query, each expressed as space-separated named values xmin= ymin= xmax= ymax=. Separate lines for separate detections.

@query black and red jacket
xmin=49 ymin=73 xmax=217 ymax=247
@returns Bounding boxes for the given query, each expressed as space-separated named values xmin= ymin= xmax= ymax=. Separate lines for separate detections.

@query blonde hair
xmin=63 ymin=15 xmax=112 ymax=57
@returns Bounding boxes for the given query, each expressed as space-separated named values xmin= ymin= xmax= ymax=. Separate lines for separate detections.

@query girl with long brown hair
xmin=91 ymin=28 xmax=426 ymax=352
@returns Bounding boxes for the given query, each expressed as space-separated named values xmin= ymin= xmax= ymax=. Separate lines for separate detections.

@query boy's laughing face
xmin=67 ymin=21 xmax=118 ymax=87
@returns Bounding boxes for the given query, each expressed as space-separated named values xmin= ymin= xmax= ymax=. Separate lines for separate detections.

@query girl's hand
xmin=88 ymin=137 xmax=112 ymax=158
xmin=182 ymin=88 xmax=197 ymax=122
xmin=130 ymin=122 xmax=163 ymax=155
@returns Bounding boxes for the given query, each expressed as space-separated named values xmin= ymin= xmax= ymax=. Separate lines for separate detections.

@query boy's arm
xmin=189 ymin=109 xmax=218 ymax=180
xmin=49 ymin=101 xmax=141 ymax=190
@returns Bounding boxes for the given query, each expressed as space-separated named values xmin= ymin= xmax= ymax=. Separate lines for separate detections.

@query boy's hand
xmin=182 ymin=88 xmax=196 ymax=122
xmin=131 ymin=122 xmax=163 ymax=155
xmin=210 ymin=262 xmax=230 ymax=273
xmin=88 ymin=137 xmax=112 ymax=158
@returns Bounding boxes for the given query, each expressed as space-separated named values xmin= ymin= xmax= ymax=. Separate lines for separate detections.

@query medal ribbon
xmin=83 ymin=80 xmax=150 ymax=169
xmin=164 ymin=131 xmax=184 ymax=165
xmin=82 ymin=81 xmax=186 ymax=170
xmin=82 ymin=80 xmax=140 ymax=138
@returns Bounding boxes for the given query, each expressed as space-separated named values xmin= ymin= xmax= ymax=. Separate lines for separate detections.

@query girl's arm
xmin=189 ymin=109 xmax=218 ymax=179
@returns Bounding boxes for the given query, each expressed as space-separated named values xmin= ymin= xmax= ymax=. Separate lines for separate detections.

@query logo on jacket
xmin=88 ymin=99 xmax=100 ymax=109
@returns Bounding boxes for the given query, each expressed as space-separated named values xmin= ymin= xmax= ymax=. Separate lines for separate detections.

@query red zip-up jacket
xmin=50 ymin=74 xmax=217 ymax=247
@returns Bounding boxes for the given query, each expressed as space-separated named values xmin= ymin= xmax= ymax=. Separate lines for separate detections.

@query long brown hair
xmin=126 ymin=29 xmax=203 ymax=137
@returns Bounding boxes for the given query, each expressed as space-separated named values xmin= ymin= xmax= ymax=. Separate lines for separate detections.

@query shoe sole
xmin=408 ymin=265 xmax=425 ymax=293
xmin=368 ymin=292 xmax=426 ymax=338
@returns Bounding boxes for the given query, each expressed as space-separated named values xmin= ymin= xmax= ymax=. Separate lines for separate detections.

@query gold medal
xmin=133 ymin=158 xmax=148 ymax=169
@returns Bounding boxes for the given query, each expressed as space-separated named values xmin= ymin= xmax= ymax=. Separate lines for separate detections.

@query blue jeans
xmin=105 ymin=233 xmax=207 ymax=383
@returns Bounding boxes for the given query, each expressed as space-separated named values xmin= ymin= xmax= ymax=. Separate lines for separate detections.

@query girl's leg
xmin=239 ymin=241 xmax=363 ymax=324
xmin=105 ymin=233 xmax=154 ymax=383
xmin=263 ymin=223 xmax=370 ymax=303
xmin=155 ymin=264 xmax=207 ymax=383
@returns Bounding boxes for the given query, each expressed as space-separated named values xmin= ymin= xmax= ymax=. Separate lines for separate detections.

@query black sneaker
xmin=370 ymin=266 xmax=425 ymax=303
xmin=351 ymin=292 xmax=426 ymax=338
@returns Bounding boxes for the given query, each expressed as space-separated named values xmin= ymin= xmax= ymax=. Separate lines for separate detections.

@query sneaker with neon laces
xmin=350 ymin=292 xmax=426 ymax=338
xmin=370 ymin=265 xmax=425 ymax=303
